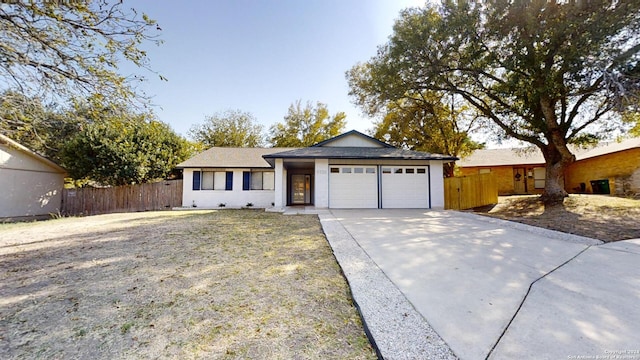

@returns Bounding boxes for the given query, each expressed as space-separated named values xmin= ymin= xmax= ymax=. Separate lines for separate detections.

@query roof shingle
xmin=176 ymin=147 xmax=297 ymax=168
xmin=458 ymin=137 xmax=640 ymax=167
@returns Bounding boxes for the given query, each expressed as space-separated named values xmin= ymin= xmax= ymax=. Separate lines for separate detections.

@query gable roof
xmin=457 ymin=148 xmax=545 ymax=167
xmin=576 ymin=137 xmax=640 ymax=160
xmin=0 ymin=133 xmax=66 ymax=174
xmin=311 ymin=130 xmax=394 ymax=148
xmin=176 ymin=147 xmax=297 ymax=169
xmin=458 ymin=137 xmax=640 ymax=167
xmin=179 ymin=130 xmax=459 ymax=169
xmin=263 ymin=130 xmax=458 ymax=164
xmin=262 ymin=147 xmax=458 ymax=164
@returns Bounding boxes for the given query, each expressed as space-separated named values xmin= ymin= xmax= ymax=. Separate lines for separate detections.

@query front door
xmin=291 ymin=174 xmax=311 ymax=205
xmin=513 ymin=167 xmax=526 ymax=194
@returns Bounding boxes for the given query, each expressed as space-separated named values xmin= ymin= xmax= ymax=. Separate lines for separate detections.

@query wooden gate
xmin=444 ymin=173 xmax=498 ymax=210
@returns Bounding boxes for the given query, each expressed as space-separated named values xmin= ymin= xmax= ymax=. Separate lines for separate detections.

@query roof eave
xmin=263 ymin=154 xmax=459 ymax=161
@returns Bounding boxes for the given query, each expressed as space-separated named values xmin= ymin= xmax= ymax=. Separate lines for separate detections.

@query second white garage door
xmin=329 ymin=166 xmax=378 ymax=208
xmin=329 ymin=165 xmax=430 ymax=209
xmin=381 ymin=166 xmax=430 ymax=208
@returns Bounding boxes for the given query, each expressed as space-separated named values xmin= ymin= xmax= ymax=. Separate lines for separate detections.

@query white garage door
xmin=381 ymin=166 xmax=430 ymax=208
xmin=329 ymin=166 xmax=378 ymax=208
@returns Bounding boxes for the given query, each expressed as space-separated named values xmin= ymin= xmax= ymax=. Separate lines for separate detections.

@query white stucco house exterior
xmin=0 ymin=134 xmax=66 ymax=219
xmin=177 ymin=130 xmax=457 ymax=210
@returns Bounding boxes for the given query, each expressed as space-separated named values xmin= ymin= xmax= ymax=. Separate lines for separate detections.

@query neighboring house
xmin=0 ymin=134 xmax=66 ymax=220
xmin=177 ymin=130 xmax=457 ymax=209
xmin=457 ymin=137 xmax=640 ymax=196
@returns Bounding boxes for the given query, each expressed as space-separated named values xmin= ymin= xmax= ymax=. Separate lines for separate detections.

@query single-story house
xmin=457 ymin=137 xmax=640 ymax=196
xmin=177 ymin=130 xmax=458 ymax=209
xmin=0 ymin=134 xmax=66 ymax=220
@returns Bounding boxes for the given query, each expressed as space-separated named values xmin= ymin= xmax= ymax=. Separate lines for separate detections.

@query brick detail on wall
xmin=565 ymin=149 xmax=640 ymax=196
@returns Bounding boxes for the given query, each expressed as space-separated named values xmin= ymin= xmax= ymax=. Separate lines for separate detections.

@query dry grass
xmin=472 ymin=195 xmax=640 ymax=242
xmin=0 ymin=210 xmax=376 ymax=359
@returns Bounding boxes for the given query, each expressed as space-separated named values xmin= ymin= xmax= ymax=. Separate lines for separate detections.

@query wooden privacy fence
xmin=444 ymin=173 xmax=498 ymax=210
xmin=62 ymin=180 xmax=183 ymax=216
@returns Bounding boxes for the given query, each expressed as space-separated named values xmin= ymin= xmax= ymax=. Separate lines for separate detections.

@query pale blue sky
xmin=125 ymin=0 xmax=426 ymax=139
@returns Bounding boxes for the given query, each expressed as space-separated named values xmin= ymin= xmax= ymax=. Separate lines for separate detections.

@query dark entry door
xmin=291 ymin=174 xmax=311 ymax=205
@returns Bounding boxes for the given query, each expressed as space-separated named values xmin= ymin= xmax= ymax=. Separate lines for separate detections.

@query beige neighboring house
xmin=0 ymin=134 xmax=66 ymax=220
xmin=457 ymin=137 xmax=640 ymax=197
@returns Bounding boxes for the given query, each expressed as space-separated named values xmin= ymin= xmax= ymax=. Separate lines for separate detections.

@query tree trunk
xmin=443 ymin=162 xmax=455 ymax=177
xmin=539 ymin=140 xmax=575 ymax=205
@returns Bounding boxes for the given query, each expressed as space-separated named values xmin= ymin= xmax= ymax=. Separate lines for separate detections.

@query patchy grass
xmin=0 ymin=210 xmax=376 ymax=359
xmin=471 ymin=195 xmax=640 ymax=242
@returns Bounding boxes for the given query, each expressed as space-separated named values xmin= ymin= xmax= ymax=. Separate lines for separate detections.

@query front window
xmin=193 ymin=170 xmax=232 ymax=191
xmin=244 ymin=171 xmax=275 ymax=190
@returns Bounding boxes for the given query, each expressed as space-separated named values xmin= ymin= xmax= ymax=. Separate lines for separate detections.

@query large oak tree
xmin=0 ymin=0 xmax=161 ymax=107
xmin=347 ymin=0 xmax=640 ymax=203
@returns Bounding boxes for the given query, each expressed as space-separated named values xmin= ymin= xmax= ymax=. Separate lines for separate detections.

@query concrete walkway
xmin=319 ymin=209 xmax=640 ymax=360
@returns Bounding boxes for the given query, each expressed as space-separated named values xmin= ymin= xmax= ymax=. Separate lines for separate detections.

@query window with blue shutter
xmin=242 ymin=171 xmax=250 ymax=190
xmin=225 ymin=171 xmax=233 ymax=190
xmin=192 ymin=171 xmax=201 ymax=190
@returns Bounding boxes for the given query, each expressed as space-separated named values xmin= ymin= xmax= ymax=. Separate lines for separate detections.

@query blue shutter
xmin=192 ymin=171 xmax=201 ymax=191
xmin=225 ymin=171 xmax=233 ymax=190
xmin=243 ymin=171 xmax=250 ymax=190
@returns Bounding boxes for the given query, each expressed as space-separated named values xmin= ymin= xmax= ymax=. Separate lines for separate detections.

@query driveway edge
xmin=454 ymin=211 xmax=603 ymax=246
xmin=319 ymin=212 xmax=457 ymax=360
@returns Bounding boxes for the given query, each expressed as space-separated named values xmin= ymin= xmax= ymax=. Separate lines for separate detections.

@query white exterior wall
xmin=182 ymin=168 xmax=275 ymax=208
xmin=0 ymin=145 xmax=64 ymax=218
xmin=429 ymin=160 xmax=446 ymax=209
xmin=274 ymin=159 xmax=286 ymax=208
xmin=314 ymin=159 xmax=329 ymax=208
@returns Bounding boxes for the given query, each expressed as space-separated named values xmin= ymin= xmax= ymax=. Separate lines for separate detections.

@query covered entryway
xmin=329 ymin=165 xmax=378 ymax=208
xmin=380 ymin=166 xmax=430 ymax=208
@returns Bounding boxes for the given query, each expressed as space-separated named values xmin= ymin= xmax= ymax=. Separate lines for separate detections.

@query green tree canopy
xmin=0 ymin=91 xmax=77 ymax=162
xmin=269 ymin=100 xmax=346 ymax=147
xmin=0 ymin=0 xmax=162 ymax=106
xmin=189 ymin=110 xmax=265 ymax=147
xmin=347 ymin=1 xmax=640 ymax=203
xmin=373 ymin=92 xmax=484 ymax=176
xmin=60 ymin=109 xmax=189 ymax=186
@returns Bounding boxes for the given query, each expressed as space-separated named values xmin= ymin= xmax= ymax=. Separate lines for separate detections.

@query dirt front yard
xmin=0 ymin=210 xmax=376 ymax=359
xmin=472 ymin=195 xmax=640 ymax=242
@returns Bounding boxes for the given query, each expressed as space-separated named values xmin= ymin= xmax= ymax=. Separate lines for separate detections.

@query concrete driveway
xmin=320 ymin=209 xmax=640 ymax=360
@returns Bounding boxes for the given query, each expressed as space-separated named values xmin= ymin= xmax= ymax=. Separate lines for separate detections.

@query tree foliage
xmin=189 ymin=110 xmax=265 ymax=147
xmin=347 ymin=1 xmax=640 ymax=202
xmin=373 ymin=92 xmax=484 ymax=176
xmin=0 ymin=0 xmax=162 ymax=105
xmin=269 ymin=100 xmax=346 ymax=147
xmin=624 ymin=111 xmax=640 ymax=136
xmin=60 ymin=109 xmax=188 ymax=186
xmin=0 ymin=90 xmax=77 ymax=162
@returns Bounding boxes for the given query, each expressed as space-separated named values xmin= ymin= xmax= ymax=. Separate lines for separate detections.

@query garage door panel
xmin=381 ymin=167 xmax=429 ymax=208
xmin=329 ymin=166 xmax=378 ymax=208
